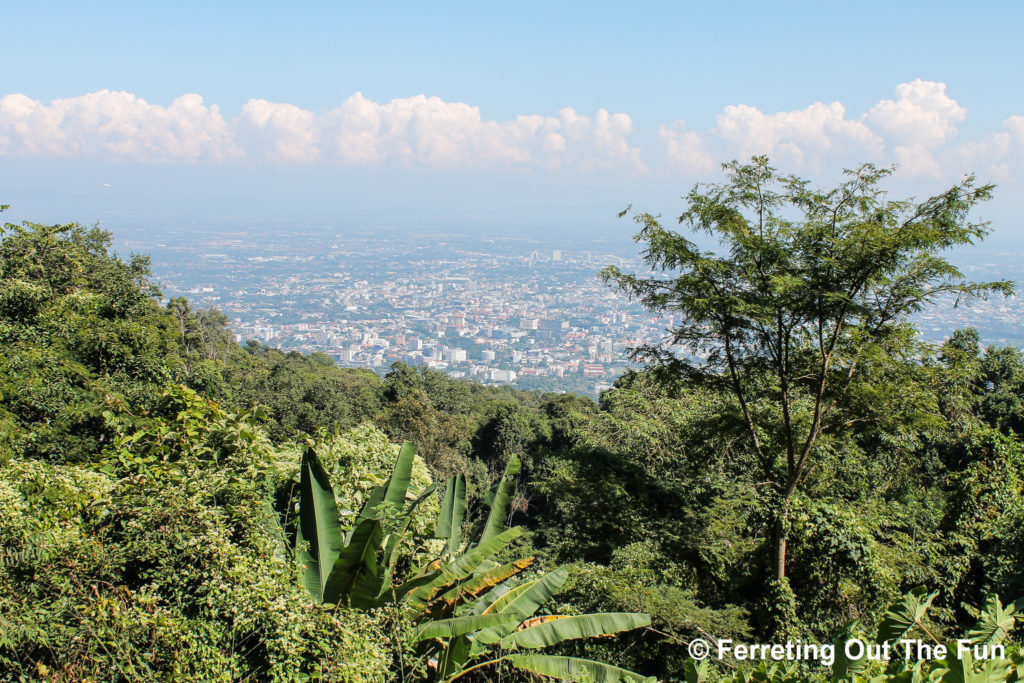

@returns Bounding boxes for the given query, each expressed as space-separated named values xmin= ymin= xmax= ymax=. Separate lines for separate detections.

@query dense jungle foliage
xmin=3 ymin=158 xmax=1024 ymax=682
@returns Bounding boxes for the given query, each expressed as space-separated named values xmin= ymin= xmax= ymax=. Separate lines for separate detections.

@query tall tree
xmin=603 ymin=157 xmax=1012 ymax=582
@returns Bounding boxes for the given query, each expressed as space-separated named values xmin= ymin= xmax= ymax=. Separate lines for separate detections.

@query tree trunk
xmin=773 ymin=507 xmax=789 ymax=580
xmin=773 ymin=531 xmax=787 ymax=580
xmin=773 ymin=477 xmax=800 ymax=580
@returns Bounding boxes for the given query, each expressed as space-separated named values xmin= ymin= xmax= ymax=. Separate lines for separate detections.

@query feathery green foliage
xmin=604 ymin=157 xmax=1012 ymax=586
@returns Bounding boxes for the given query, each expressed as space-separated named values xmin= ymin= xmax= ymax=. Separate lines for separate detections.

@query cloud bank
xmin=1 ymin=81 xmax=1021 ymax=180
xmin=0 ymin=90 xmax=644 ymax=173
xmin=659 ymin=80 xmax=1019 ymax=180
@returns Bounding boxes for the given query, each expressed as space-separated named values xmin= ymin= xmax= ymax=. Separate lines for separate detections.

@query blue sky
xmin=2 ymin=1 xmax=1023 ymax=242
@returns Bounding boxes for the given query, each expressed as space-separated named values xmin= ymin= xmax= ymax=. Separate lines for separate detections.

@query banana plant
xmin=292 ymin=443 xmax=523 ymax=609
xmin=292 ymin=445 xmax=654 ymax=682
xmin=413 ymin=564 xmax=654 ymax=682
xmin=295 ymin=441 xmax=437 ymax=608
xmin=436 ymin=472 xmax=466 ymax=557
xmin=408 ymin=456 xmax=654 ymax=682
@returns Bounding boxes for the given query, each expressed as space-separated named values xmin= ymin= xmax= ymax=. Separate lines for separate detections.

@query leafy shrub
xmin=0 ymin=388 xmax=404 ymax=681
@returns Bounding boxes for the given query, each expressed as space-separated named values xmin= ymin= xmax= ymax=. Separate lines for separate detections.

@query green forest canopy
xmin=3 ymin=160 xmax=1024 ymax=681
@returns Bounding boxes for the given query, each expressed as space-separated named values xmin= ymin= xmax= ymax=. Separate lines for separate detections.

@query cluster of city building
xmin=124 ymin=223 xmax=1023 ymax=397
xmin=145 ymin=226 xmax=677 ymax=395
xmin=232 ymin=302 xmax=648 ymax=392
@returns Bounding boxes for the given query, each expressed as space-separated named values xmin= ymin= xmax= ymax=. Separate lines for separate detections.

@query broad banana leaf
xmin=876 ymin=586 xmax=939 ymax=644
xmin=504 ymin=654 xmax=655 ymax=683
xmin=500 ymin=612 xmax=650 ymax=649
xmin=413 ymin=613 xmax=519 ymax=641
xmin=322 ymin=517 xmax=384 ymax=606
xmin=438 ymin=634 xmax=472 ymax=678
xmin=386 ymin=571 xmax=442 ymax=604
xmin=483 ymin=566 xmax=568 ymax=619
xmin=437 ymin=557 xmax=534 ymax=610
xmin=379 ymin=483 xmax=437 ymax=596
xmin=383 ymin=441 xmax=417 ymax=509
xmin=474 ymin=567 xmax=572 ymax=647
xmin=346 ymin=565 xmax=388 ymax=609
xmin=406 ymin=526 xmax=524 ymax=615
xmin=354 ymin=484 xmax=387 ymax=524
xmin=478 ymin=454 xmax=521 ymax=545
xmin=383 ymin=484 xmax=437 ymax=568
xmin=436 ymin=474 xmax=466 ymax=555
xmin=471 ymin=582 xmax=511 ymax=615
xmin=297 ymin=446 xmax=344 ymax=602
xmin=885 ymin=660 xmax=925 ymax=683
xmin=975 ymin=659 xmax=1015 ymax=683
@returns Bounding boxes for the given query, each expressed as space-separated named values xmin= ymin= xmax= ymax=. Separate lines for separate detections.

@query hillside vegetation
xmin=3 ymin=169 xmax=1024 ymax=682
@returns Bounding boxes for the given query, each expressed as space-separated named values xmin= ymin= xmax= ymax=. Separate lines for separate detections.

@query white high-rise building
xmin=488 ymin=369 xmax=517 ymax=383
xmin=519 ymin=317 xmax=539 ymax=330
xmin=445 ymin=348 xmax=467 ymax=362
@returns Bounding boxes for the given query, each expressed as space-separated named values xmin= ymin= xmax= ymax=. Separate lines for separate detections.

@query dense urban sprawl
xmin=116 ymin=221 xmax=1024 ymax=396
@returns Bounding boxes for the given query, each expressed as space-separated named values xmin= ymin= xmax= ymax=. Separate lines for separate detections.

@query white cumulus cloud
xmin=656 ymin=80 xmax=1007 ymax=180
xmin=316 ymin=94 xmax=644 ymax=171
xmin=236 ymin=99 xmax=320 ymax=163
xmin=320 ymin=93 xmax=556 ymax=167
xmin=866 ymin=80 xmax=966 ymax=148
xmin=714 ymin=101 xmax=883 ymax=170
xmin=0 ymin=90 xmax=239 ymax=161
xmin=658 ymin=121 xmax=715 ymax=174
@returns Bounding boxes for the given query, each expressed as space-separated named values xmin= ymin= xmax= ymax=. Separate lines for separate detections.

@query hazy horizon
xmin=3 ymin=2 xmax=1024 ymax=247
